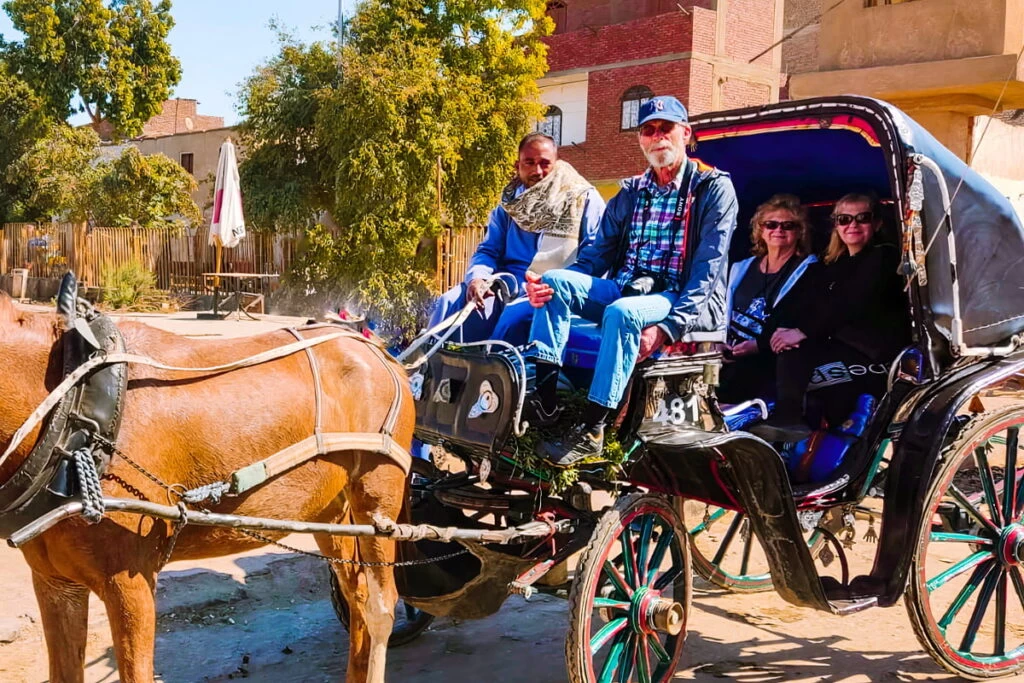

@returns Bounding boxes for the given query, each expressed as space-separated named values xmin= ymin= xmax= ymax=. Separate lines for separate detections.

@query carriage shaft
xmin=7 ymin=497 xmax=571 ymax=548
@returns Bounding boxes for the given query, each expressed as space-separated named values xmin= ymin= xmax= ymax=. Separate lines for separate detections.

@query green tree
xmin=0 ymin=66 xmax=49 ymax=221
xmin=238 ymin=0 xmax=550 ymax=335
xmin=6 ymin=122 xmax=101 ymax=223
xmin=90 ymin=146 xmax=201 ymax=228
xmin=2 ymin=0 xmax=181 ymax=138
xmin=7 ymin=124 xmax=200 ymax=228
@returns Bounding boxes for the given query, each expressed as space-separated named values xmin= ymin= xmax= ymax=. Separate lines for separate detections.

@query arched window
xmin=621 ymin=85 xmax=654 ymax=131
xmin=546 ymin=1 xmax=568 ymax=34
xmin=536 ymin=105 xmax=563 ymax=147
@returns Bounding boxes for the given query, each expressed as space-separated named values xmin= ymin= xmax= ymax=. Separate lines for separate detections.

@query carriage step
xmin=827 ymin=597 xmax=878 ymax=615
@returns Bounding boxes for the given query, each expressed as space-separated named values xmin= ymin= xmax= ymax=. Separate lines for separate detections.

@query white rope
xmin=0 ymin=331 xmax=355 ymax=471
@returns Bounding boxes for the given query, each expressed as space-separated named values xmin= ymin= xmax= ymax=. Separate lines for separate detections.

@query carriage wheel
xmin=566 ymin=493 xmax=691 ymax=683
xmin=906 ymin=407 xmax=1024 ymax=679
xmin=329 ymin=568 xmax=435 ymax=647
xmin=683 ymin=501 xmax=826 ymax=593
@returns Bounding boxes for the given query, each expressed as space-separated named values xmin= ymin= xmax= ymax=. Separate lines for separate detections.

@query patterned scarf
xmin=501 ymin=160 xmax=594 ymax=274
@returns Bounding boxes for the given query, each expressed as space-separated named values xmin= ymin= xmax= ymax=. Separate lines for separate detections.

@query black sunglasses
xmin=760 ymin=220 xmax=799 ymax=232
xmin=833 ymin=212 xmax=874 ymax=226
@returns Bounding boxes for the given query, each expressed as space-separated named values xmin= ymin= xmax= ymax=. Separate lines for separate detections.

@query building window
xmin=621 ymin=85 xmax=654 ymax=131
xmin=180 ymin=152 xmax=194 ymax=175
xmin=546 ymin=1 xmax=568 ymax=34
xmin=536 ymin=106 xmax=563 ymax=146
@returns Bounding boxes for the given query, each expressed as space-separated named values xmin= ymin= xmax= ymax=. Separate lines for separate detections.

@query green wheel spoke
xmin=974 ymin=446 xmax=1005 ymax=526
xmin=604 ymin=560 xmax=634 ymax=599
xmin=616 ymin=633 xmax=636 ymax=683
xmin=995 ymin=570 xmax=1008 ymax=657
xmin=593 ymin=597 xmax=631 ymax=611
xmin=1008 ymin=567 xmax=1024 ymax=613
xmin=590 ymin=617 xmax=628 ymax=655
xmin=960 ymin=567 xmax=1001 ymax=652
xmin=1015 ymin=468 xmax=1024 ymax=521
xmin=930 ymin=532 xmax=994 ymax=545
xmin=711 ymin=514 xmax=744 ymax=566
xmin=654 ymin=565 xmax=683 ymax=592
xmin=646 ymin=528 xmax=675 ymax=586
xmin=938 ymin=560 xmax=995 ymax=632
xmin=621 ymin=526 xmax=640 ymax=589
xmin=636 ymin=633 xmax=652 ymax=683
xmin=648 ymin=634 xmax=671 ymax=663
xmin=598 ymin=632 xmax=628 ymax=683
xmin=636 ymin=515 xmax=654 ymax=585
xmin=1005 ymin=428 xmax=1019 ymax=523
xmin=740 ymin=526 xmax=754 ymax=577
xmin=927 ymin=550 xmax=992 ymax=593
xmin=949 ymin=484 xmax=1002 ymax=537
xmin=688 ymin=507 xmax=727 ymax=536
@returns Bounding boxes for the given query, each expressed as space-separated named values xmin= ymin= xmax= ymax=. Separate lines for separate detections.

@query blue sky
xmin=0 ymin=0 xmax=341 ymax=125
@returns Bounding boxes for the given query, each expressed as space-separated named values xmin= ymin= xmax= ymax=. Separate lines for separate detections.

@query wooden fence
xmin=436 ymin=225 xmax=486 ymax=292
xmin=1 ymin=223 xmax=299 ymax=294
xmin=2 ymin=222 xmax=486 ymax=297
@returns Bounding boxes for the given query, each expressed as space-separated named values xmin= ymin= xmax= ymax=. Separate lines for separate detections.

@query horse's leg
xmin=319 ymin=460 xmax=404 ymax=683
xmin=100 ymin=570 xmax=159 ymax=683
xmin=32 ymin=571 xmax=90 ymax=683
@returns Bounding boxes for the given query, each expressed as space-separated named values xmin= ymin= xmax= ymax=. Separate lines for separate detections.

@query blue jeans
xmin=529 ymin=269 xmax=674 ymax=408
xmin=428 ymin=283 xmax=533 ymax=346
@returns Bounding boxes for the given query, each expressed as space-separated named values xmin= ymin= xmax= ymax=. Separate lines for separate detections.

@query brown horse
xmin=0 ymin=294 xmax=413 ymax=682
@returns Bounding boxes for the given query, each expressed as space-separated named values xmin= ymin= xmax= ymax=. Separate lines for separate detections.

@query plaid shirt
xmin=614 ymin=164 xmax=689 ymax=289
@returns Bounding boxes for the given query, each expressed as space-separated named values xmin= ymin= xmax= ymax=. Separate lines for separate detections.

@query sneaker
xmin=538 ymin=423 xmax=606 ymax=468
xmin=523 ymin=394 xmax=562 ymax=429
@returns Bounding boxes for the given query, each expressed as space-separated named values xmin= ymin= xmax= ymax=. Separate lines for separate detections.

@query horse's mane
xmin=0 ymin=292 xmax=62 ymax=342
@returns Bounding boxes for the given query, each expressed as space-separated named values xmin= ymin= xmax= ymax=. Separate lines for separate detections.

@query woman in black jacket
xmin=754 ymin=192 xmax=911 ymax=442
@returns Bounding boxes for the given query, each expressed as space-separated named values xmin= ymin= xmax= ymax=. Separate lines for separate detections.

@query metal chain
xmin=162 ymin=502 xmax=189 ymax=567
xmin=236 ymin=527 xmax=470 ymax=568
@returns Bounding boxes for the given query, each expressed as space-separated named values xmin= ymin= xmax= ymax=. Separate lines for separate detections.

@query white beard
xmin=645 ymin=144 xmax=681 ymax=169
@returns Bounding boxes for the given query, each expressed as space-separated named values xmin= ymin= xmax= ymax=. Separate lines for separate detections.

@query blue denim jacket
xmin=568 ymin=159 xmax=738 ymax=343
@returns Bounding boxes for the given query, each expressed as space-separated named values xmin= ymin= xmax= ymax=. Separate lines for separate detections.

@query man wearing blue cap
xmin=523 ymin=95 xmax=738 ymax=466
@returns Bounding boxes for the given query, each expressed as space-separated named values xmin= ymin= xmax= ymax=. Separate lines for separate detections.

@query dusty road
xmin=0 ymin=310 xmax=1010 ymax=681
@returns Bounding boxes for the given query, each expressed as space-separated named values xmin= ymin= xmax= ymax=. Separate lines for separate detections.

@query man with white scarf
xmin=428 ymin=133 xmax=606 ymax=344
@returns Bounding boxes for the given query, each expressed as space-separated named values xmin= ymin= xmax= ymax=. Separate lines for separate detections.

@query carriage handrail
xmin=913 ymin=154 xmax=1022 ymax=359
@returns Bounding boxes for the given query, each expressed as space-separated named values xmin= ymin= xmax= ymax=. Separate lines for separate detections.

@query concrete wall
xmin=133 ymin=127 xmax=238 ymax=215
xmin=972 ymin=116 xmax=1024 ymax=180
xmin=819 ymin=0 xmax=1024 ymax=70
xmin=539 ymin=74 xmax=589 ymax=146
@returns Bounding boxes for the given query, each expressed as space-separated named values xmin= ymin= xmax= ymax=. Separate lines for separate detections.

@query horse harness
xmin=0 ymin=273 xmax=410 ymax=540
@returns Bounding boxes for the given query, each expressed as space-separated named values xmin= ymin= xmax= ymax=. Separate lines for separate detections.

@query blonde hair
xmin=749 ymin=194 xmax=812 ymax=258
xmin=825 ymin=192 xmax=882 ymax=264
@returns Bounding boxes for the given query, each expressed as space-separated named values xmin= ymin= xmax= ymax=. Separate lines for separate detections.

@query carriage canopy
xmin=689 ymin=96 xmax=1024 ymax=353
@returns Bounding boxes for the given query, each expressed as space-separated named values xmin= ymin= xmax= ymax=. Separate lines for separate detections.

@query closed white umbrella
xmin=209 ymin=139 xmax=246 ymax=282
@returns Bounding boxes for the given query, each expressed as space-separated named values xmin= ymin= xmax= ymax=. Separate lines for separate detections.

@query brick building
xmin=93 ymin=98 xmax=224 ymax=142
xmin=538 ymin=0 xmax=784 ymax=193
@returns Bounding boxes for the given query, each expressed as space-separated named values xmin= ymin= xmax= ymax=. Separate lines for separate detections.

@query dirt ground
xmin=0 ymin=309 xmax=1018 ymax=682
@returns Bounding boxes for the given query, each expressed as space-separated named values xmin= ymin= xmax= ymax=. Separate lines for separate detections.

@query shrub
xmin=100 ymin=259 xmax=162 ymax=311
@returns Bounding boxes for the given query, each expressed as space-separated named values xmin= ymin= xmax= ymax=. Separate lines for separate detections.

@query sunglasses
xmin=640 ymin=121 xmax=678 ymax=137
xmin=833 ymin=212 xmax=874 ymax=226
xmin=760 ymin=220 xmax=799 ymax=232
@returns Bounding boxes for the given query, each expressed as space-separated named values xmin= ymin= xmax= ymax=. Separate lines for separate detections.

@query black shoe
xmin=749 ymin=419 xmax=811 ymax=443
xmin=538 ymin=423 xmax=606 ymax=468
xmin=523 ymin=394 xmax=562 ymax=429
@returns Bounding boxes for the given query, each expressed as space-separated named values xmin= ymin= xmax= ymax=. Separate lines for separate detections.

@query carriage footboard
xmin=636 ymin=427 xmax=872 ymax=614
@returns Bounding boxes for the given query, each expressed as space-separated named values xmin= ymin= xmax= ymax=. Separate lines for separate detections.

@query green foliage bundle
xmin=90 ymin=146 xmax=202 ymax=228
xmin=238 ymin=0 xmax=551 ymax=337
xmin=1 ymin=0 xmax=181 ymax=138
xmin=0 ymin=66 xmax=48 ymax=221
xmin=100 ymin=258 xmax=160 ymax=310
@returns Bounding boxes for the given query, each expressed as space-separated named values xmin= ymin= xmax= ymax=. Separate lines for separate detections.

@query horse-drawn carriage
xmin=3 ymin=95 xmax=1024 ymax=683
xmin=336 ymin=95 xmax=1024 ymax=681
